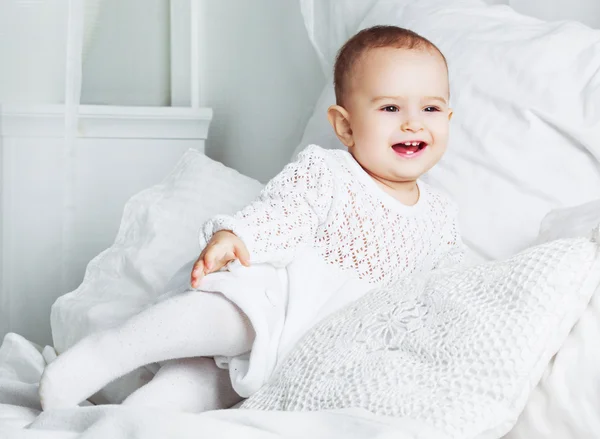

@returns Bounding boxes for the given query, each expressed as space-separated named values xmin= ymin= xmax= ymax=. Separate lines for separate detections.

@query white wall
xmin=82 ymin=0 xmax=325 ymax=182
xmin=0 ymin=2 xmax=68 ymax=104
xmin=0 ymin=0 xmax=171 ymax=106
xmin=197 ymin=0 xmax=325 ymax=182
xmin=82 ymin=0 xmax=172 ymax=106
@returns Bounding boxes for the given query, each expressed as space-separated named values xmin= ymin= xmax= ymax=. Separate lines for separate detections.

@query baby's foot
xmin=38 ymin=334 xmax=122 ymax=410
xmin=38 ymin=361 xmax=79 ymax=410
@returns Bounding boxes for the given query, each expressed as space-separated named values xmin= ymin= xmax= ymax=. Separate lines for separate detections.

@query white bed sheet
xmin=0 ymin=335 xmax=447 ymax=439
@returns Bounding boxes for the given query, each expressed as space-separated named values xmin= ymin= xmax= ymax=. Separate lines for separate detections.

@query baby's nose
xmin=401 ymin=119 xmax=424 ymax=132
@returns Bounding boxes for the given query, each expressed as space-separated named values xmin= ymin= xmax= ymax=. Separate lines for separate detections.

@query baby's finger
xmin=192 ymin=253 xmax=208 ymax=275
xmin=203 ymin=247 xmax=222 ymax=273
xmin=234 ymin=244 xmax=251 ymax=267
xmin=191 ymin=260 xmax=205 ymax=288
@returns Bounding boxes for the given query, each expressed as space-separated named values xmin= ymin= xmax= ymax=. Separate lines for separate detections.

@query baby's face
xmin=344 ymin=47 xmax=452 ymax=183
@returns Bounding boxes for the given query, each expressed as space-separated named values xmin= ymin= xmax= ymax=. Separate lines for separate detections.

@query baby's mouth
xmin=392 ymin=141 xmax=428 ymax=156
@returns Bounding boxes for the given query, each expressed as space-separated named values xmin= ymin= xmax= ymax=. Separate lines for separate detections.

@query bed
xmin=1 ymin=0 xmax=600 ymax=437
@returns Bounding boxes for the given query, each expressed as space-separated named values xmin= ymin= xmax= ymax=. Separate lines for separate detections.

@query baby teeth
xmin=403 ymin=142 xmax=420 ymax=146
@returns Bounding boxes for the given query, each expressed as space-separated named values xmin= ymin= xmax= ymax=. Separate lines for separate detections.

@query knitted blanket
xmin=243 ymin=235 xmax=600 ymax=439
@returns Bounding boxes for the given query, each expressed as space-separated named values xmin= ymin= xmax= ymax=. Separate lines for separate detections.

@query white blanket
xmin=3 ymin=234 xmax=599 ymax=439
xmin=0 ymin=334 xmax=447 ymax=439
xmin=242 ymin=235 xmax=600 ymax=438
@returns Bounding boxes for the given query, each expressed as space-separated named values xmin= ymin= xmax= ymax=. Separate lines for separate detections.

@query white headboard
xmin=0 ymin=0 xmax=213 ymax=345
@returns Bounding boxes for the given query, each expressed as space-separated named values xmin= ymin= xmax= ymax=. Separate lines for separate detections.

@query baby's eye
xmin=381 ymin=105 xmax=399 ymax=112
xmin=423 ymin=106 xmax=441 ymax=112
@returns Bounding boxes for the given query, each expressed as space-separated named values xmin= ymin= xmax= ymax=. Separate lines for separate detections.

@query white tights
xmin=122 ymin=357 xmax=242 ymax=412
xmin=38 ymin=290 xmax=254 ymax=411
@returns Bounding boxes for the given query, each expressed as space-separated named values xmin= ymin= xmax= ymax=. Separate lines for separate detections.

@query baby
xmin=39 ymin=25 xmax=464 ymax=412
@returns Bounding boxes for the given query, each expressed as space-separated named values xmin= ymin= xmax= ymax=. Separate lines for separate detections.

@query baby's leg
xmin=122 ymin=358 xmax=241 ymax=412
xmin=39 ymin=291 xmax=254 ymax=410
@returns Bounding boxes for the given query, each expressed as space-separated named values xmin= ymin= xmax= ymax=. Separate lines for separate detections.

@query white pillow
xmin=50 ymin=149 xmax=263 ymax=402
xmin=506 ymin=203 xmax=600 ymax=439
xmin=245 ymin=234 xmax=600 ymax=439
xmin=510 ymin=0 xmax=600 ymax=29
xmin=536 ymin=198 xmax=600 ymax=243
xmin=296 ymin=0 xmax=510 ymax=78
xmin=298 ymin=0 xmax=379 ymax=75
xmin=294 ymin=0 xmax=600 ymax=261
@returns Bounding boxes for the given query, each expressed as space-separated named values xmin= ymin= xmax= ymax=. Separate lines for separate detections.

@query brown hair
xmin=333 ymin=25 xmax=448 ymax=106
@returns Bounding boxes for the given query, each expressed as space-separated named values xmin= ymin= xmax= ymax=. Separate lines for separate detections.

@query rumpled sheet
xmin=0 ymin=333 xmax=448 ymax=439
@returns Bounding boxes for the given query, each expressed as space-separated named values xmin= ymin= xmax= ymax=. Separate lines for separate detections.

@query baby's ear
xmin=327 ymin=105 xmax=354 ymax=147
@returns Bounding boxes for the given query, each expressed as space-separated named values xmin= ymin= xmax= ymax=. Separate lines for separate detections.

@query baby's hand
xmin=190 ymin=230 xmax=250 ymax=288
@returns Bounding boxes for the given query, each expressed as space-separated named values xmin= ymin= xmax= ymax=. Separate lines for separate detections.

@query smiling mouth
xmin=392 ymin=141 xmax=428 ymax=157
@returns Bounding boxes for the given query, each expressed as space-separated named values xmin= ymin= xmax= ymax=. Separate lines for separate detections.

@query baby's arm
xmin=433 ymin=201 xmax=466 ymax=270
xmin=201 ymin=145 xmax=334 ymax=268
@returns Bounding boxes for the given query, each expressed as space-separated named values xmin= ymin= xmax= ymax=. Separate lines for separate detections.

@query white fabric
xmin=536 ymin=198 xmax=600 ymax=244
xmin=50 ymin=149 xmax=264 ymax=404
xmin=40 ymin=287 xmax=253 ymax=410
xmin=244 ymin=233 xmax=600 ymax=439
xmin=297 ymin=0 xmax=597 ymax=80
xmin=505 ymin=202 xmax=600 ymax=439
xmin=0 ymin=335 xmax=446 ymax=438
xmin=49 ymin=143 xmax=464 ymax=404
xmin=298 ymin=0 xmax=379 ymax=75
xmin=121 ymin=357 xmax=240 ymax=412
xmin=3 ymin=225 xmax=600 ymax=438
xmin=0 ymin=334 xmax=44 ymax=419
xmin=205 ymin=250 xmax=371 ymax=397
xmin=202 ymin=144 xmax=464 ymax=395
xmin=510 ymin=0 xmax=600 ymax=29
xmin=0 ymin=341 xmax=446 ymax=439
xmin=297 ymin=0 xmax=513 ymax=76
xmin=295 ymin=0 xmax=600 ymax=261
xmin=203 ymin=145 xmax=465 ymax=285
xmin=0 ymin=335 xmax=450 ymax=439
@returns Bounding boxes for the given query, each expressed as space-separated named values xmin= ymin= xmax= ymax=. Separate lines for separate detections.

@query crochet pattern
xmin=243 ymin=237 xmax=600 ymax=438
xmin=203 ymin=145 xmax=463 ymax=287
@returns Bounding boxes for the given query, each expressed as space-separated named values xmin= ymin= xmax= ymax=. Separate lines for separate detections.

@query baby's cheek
xmin=434 ymin=124 xmax=450 ymax=143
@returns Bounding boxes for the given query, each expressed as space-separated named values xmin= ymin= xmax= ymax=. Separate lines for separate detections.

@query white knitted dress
xmin=198 ymin=144 xmax=464 ymax=397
